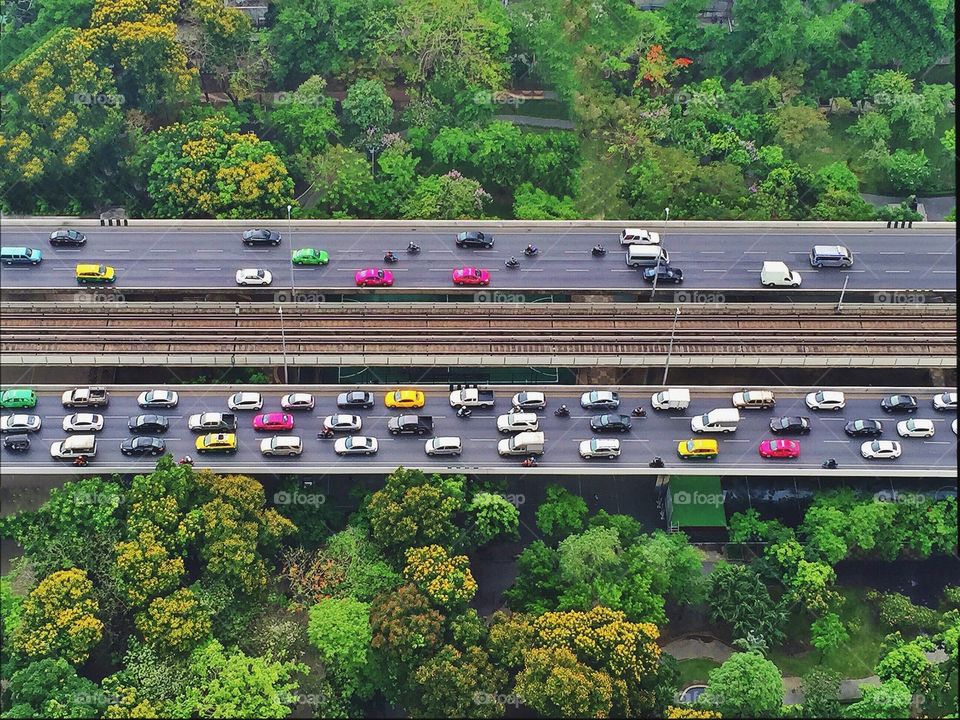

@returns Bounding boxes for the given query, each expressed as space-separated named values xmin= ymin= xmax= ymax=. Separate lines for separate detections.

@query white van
xmin=651 ymin=389 xmax=691 ymax=410
xmin=50 ymin=434 xmax=98 ymax=458
xmin=691 ymin=408 xmax=740 ymax=433
xmin=760 ymin=261 xmax=801 ymax=287
xmin=625 ymin=245 xmax=669 ymax=268
xmin=619 ymin=228 xmax=661 ymax=246
xmin=498 ymin=431 xmax=545 ymax=456
xmin=810 ymin=245 xmax=853 ymax=268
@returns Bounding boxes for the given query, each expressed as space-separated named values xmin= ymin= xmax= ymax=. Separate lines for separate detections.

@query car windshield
xmin=686 ymin=440 xmax=697 ymax=451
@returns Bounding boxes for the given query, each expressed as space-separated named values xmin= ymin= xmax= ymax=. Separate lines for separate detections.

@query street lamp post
xmin=278 ymin=305 xmax=289 ymax=384
xmin=836 ymin=275 xmax=849 ymax=314
xmin=287 ymin=204 xmax=294 ymax=301
xmin=662 ymin=306 xmax=681 ymax=386
xmin=664 ymin=207 xmax=670 ymax=223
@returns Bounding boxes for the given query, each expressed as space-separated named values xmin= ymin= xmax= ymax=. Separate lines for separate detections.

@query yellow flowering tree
xmin=16 ymin=568 xmax=104 ymax=664
xmin=112 ymin=531 xmax=185 ymax=607
xmin=665 ymin=707 xmax=723 ymax=718
xmin=134 ymin=587 xmax=211 ymax=654
xmin=402 ymin=545 xmax=477 ymax=611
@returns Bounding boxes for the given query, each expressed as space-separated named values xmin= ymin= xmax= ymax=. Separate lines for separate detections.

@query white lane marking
xmin=923 ymin=441 xmax=950 ymax=445
xmin=884 ymin=270 xmax=911 ymax=273
xmin=198 ymin=249 xmax=224 ymax=253
xmin=840 ymin=269 xmax=866 ymax=273
xmin=743 ymin=251 xmax=767 ymax=254
xmin=147 ymin=267 xmax=175 ymax=271
xmin=700 ymin=251 xmax=725 ymax=254
xmin=932 ymin=270 xmax=956 ymax=274
xmin=566 ymin=269 xmax=590 ymax=272
xmin=878 ymin=251 xmax=906 ymax=255
xmin=194 ymin=267 xmax=222 ymax=271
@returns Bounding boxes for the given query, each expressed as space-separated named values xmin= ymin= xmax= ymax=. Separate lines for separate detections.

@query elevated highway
xmin=1 ymin=385 xmax=955 ymax=477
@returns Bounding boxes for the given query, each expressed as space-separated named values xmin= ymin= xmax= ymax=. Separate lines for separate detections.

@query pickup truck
xmin=387 ymin=414 xmax=434 ymax=436
xmin=449 ymin=388 xmax=495 ymax=408
xmin=187 ymin=412 xmax=237 ymax=432
xmin=61 ymin=386 xmax=109 ymax=408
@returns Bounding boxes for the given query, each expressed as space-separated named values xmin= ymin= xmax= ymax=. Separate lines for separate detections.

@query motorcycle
xmin=406 ymin=243 xmax=421 ymax=254
xmin=554 ymin=405 xmax=570 ymax=417
xmin=631 ymin=406 xmax=646 ymax=417
xmin=178 ymin=455 xmax=194 ymax=466
xmin=456 ymin=407 xmax=472 ymax=418
xmin=504 ymin=257 xmax=520 ymax=269
xmin=521 ymin=457 xmax=538 ymax=467
xmin=592 ymin=245 xmax=607 ymax=257
xmin=523 ymin=245 xmax=539 ymax=257
xmin=822 ymin=458 xmax=838 ymax=469
xmin=73 ymin=455 xmax=89 ymax=467
xmin=317 ymin=429 xmax=334 ymax=439
xmin=384 ymin=252 xmax=399 ymax=264
xmin=649 ymin=456 xmax=665 ymax=468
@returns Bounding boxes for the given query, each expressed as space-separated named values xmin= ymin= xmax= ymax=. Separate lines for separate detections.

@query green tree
xmin=467 ymin=492 xmax=520 ymax=545
xmin=634 ymin=530 xmax=705 ymax=606
xmin=770 ymin=104 xmax=829 ymax=153
xmin=3 ymin=658 xmax=102 ymax=718
xmin=408 ymin=644 xmax=508 ymax=718
xmin=701 ymin=651 xmax=784 ymax=718
xmin=301 ymin=144 xmax=375 ymax=218
xmin=800 ymin=505 xmax=850 ymax=564
xmin=800 ymin=667 xmax=842 ymax=718
xmin=400 ymin=171 xmax=492 ymax=219
xmin=811 ymin=612 xmax=849 ymax=655
xmin=260 ymin=75 xmax=340 ymax=159
xmin=875 ymin=638 xmax=942 ymax=695
xmin=790 ymin=560 xmax=840 ymax=615
xmin=342 ymin=78 xmax=394 ymax=151
xmin=307 ymin=598 xmax=372 ymax=700
xmin=729 ymin=0 xmax=808 ymax=71
xmin=843 ymin=678 xmax=911 ymax=718
xmin=884 ymin=148 xmax=931 ymax=193
xmin=503 ymin=541 xmax=564 ymax=614
xmin=557 ymin=526 xmax=622 ymax=585
xmin=513 ymin=183 xmax=580 ymax=220
xmin=705 ymin=562 xmax=785 ymax=648
xmin=535 ymin=485 xmax=588 ymax=540
xmin=16 ymin=568 xmax=103 ymax=665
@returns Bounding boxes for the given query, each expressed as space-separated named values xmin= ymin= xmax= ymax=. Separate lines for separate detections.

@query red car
xmin=253 ymin=413 xmax=295 ymax=431
xmin=758 ymin=439 xmax=800 ymax=459
xmin=355 ymin=268 xmax=394 ymax=287
xmin=452 ymin=266 xmax=490 ymax=286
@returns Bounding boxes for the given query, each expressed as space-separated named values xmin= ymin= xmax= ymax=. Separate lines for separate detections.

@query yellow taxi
xmin=677 ymin=438 xmax=719 ymax=459
xmin=196 ymin=433 xmax=238 ymax=454
xmin=384 ymin=389 xmax=425 ymax=409
xmin=75 ymin=264 xmax=116 ymax=283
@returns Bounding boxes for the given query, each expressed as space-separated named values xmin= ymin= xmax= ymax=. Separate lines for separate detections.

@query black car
xmin=590 ymin=414 xmax=632 ymax=433
xmin=120 ymin=437 xmax=166 ymax=456
xmin=455 ymin=231 xmax=494 ymax=249
xmin=128 ymin=414 xmax=169 ymax=434
xmin=844 ymin=419 xmax=883 ymax=437
xmin=242 ymin=228 xmax=281 ymax=246
xmin=49 ymin=229 xmax=86 ymax=247
xmin=3 ymin=434 xmax=30 ymax=452
xmin=880 ymin=395 xmax=918 ymax=413
xmin=769 ymin=416 xmax=811 ymax=434
xmin=642 ymin=265 xmax=684 ymax=284
xmin=336 ymin=391 xmax=375 ymax=409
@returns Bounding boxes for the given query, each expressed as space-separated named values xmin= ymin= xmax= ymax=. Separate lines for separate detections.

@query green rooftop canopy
xmin=667 ymin=476 xmax=727 ymax=528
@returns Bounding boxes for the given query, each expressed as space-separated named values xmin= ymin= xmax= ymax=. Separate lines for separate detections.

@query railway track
xmin=2 ymin=302 xmax=955 ymax=357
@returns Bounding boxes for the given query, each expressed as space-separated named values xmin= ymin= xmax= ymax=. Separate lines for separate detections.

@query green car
xmin=1 ymin=389 xmax=37 ymax=409
xmin=292 ymin=248 xmax=329 ymax=266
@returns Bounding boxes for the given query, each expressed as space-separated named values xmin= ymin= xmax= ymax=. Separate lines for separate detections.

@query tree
xmin=134 ymin=588 xmax=211 ymax=654
xmin=800 ymin=667 xmax=841 ymax=718
xmin=139 ymin=114 xmax=295 ymax=218
xmin=770 ymin=104 xmax=829 ymax=153
xmin=400 ymin=171 xmax=492 ymax=219
xmin=515 ymin=646 xmax=614 ymax=717
xmin=535 ymin=485 xmax=588 ymax=540
xmin=16 ymin=568 xmax=103 ymax=665
xmin=557 ymin=526 xmax=622 ymax=585
xmin=503 ymin=541 xmax=564 ymax=614
xmin=467 ymin=492 xmax=520 ymax=545
xmin=701 ymin=651 xmax=784 ymax=718
xmin=112 ymin=531 xmax=185 ymax=607
xmin=790 ymin=560 xmax=841 ymax=615
xmin=403 ymin=545 xmax=477 ymax=611
xmin=513 ymin=183 xmax=579 ymax=220
xmin=365 ymin=467 xmax=466 ymax=560
xmin=875 ymin=638 xmax=942 ymax=695
xmin=260 ymin=76 xmax=340 ymax=160
xmin=729 ymin=0 xmax=808 ymax=72
xmin=342 ymin=79 xmax=394 ymax=151
xmin=301 ymin=144 xmax=375 ymax=218
xmin=307 ymin=598 xmax=372 ymax=701
xmin=843 ymin=678 xmax=911 ymax=719
xmin=810 ymin=612 xmax=849 ymax=655
xmin=800 ymin=505 xmax=850 ymax=564
xmin=408 ymin=644 xmax=508 ymax=718
xmin=884 ymin=148 xmax=931 ymax=193
xmin=3 ymin=658 xmax=102 ymax=718
xmin=170 ymin=639 xmax=307 ymax=718
xmin=706 ymin=562 xmax=786 ymax=648
xmin=633 ymin=530 xmax=704 ymax=606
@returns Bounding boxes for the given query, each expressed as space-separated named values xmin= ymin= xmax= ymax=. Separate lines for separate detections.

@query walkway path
xmin=493 ymin=114 xmax=575 ymax=130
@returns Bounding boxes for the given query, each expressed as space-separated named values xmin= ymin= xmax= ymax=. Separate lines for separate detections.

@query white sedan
xmin=496 ymin=412 xmax=539 ymax=433
xmin=579 ymin=438 xmax=621 ymax=459
xmin=861 ymin=440 xmax=902 ymax=459
xmin=281 ymin=393 xmax=315 ymax=411
xmin=933 ymin=391 xmax=957 ymax=410
xmin=235 ymin=268 xmax=273 ymax=286
xmin=228 ymin=392 xmax=263 ymax=411
xmin=805 ymin=390 xmax=846 ymax=411
xmin=323 ymin=414 xmax=362 ymax=433
xmin=425 ymin=436 xmax=463 ymax=456
xmin=512 ymin=391 xmax=546 ymax=410
xmin=334 ymin=435 xmax=378 ymax=456
xmin=1 ymin=414 xmax=42 ymax=433
xmin=137 ymin=389 xmax=179 ymax=408
xmin=63 ymin=413 xmax=104 ymax=432
xmin=897 ymin=419 xmax=936 ymax=438
xmin=580 ymin=390 xmax=620 ymax=410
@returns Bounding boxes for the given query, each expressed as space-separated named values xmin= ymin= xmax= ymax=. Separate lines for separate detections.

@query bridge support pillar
xmin=928 ymin=368 xmax=952 ymax=387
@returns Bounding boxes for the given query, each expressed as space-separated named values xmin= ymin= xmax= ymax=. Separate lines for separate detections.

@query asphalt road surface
xmin=2 ymin=387 xmax=955 ymax=476
xmin=0 ymin=226 xmax=955 ymax=292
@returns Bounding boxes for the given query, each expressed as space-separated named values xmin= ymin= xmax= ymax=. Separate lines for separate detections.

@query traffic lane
xmin=4 ymin=246 xmax=955 ymax=292
xmin=5 ymin=392 xmax=956 ymax=471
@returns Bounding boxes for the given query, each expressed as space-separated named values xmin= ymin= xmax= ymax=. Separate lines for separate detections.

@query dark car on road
xmin=128 ymin=414 xmax=169 ymax=434
xmin=881 ymin=395 xmax=918 ymax=413
xmin=49 ymin=229 xmax=86 ymax=247
xmin=120 ymin=437 xmax=166 ymax=456
xmin=844 ymin=419 xmax=883 ymax=437
xmin=455 ymin=231 xmax=494 ymax=249
xmin=336 ymin=391 xmax=375 ymax=409
xmin=590 ymin=414 xmax=632 ymax=433
xmin=242 ymin=229 xmax=282 ymax=246
xmin=769 ymin=416 xmax=811 ymax=434
xmin=642 ymin=265 xmax=684 ymax=283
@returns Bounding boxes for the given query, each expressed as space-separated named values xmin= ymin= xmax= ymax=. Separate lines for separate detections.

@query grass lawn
xmin=494 ymin=99 xmax=571 ymax=121
xmin=676 ymin=658 xmax=722 ymax=687
xmin=769 ymin=586 xmax=885 ymax=679
xmin=575 ymin=137 xmax=633 ymax=219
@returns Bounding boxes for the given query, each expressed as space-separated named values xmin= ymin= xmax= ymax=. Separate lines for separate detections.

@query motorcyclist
xmin=456 ymin=406 xmax=472 ymax=418
xmin=407 ymin=241 xmax=420 ymax=253
xmin=632 ymin=406 xmax=646 ymax=417
xmin=73 ymin=455 xmax=88 ymax=467
xmin=524 ymin=244 xmax=539 ymax=256
xmin=178 ymin=455 xmax=194 ymax=466
xmin=505 ymin=257 xmax=520 ymax=268
xmin=318 ymin=428 xmax=334 ymax=439
xmin=822 ymin=458 xmax=838 ymax=469
xmin=554 ymin=404 xmax=570 ymax=417
xmin=521 ymin=457 xmax=538 ymax=467
xmin=384 ymin=251 xmax=398 ymax=263
xmin=649 ymin=456 xmax=664 ymax=468
xmin=592 ymin=243 xmax=606 ymax=256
